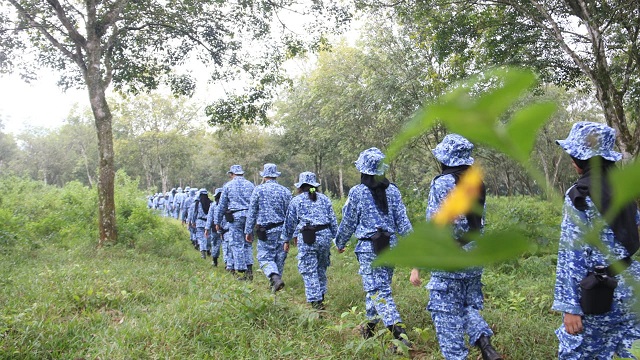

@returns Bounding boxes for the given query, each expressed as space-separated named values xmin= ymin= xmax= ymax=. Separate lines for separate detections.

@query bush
xmin=485 ymin=196 xmax=561 ymax=251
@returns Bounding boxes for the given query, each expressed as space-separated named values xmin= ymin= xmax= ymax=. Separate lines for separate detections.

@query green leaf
xmin=373 ymin=221 xmax=533 ymax=270
xmin=608 ymin=160 xmax=640 ymax=217
xmin=505 ymin=102 xmax=557 ymax=161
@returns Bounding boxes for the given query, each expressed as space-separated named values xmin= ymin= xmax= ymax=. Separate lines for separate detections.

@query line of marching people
xmin=147 ymin=122 xmax=640 ymax=360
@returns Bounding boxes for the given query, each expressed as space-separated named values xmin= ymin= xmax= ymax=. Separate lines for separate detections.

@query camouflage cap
xmin=294 ymin=171 xmax=321 ymax=188
xmin=227 ymin=165 xmax=245 ymax=175
xmin=214 ymin=188 xmax=223 ymax=196
xmin=199 ymin=188 xmax=208 ymax=195
xmin=556 ymin=121 xmax=622 ymax=162
xmin=432 ymin=134 xmax=475 ymax=167
xmin=259 ymin=163 xmax=281 ymax=178
xmin=355 ymin=147 xmax=389 ymax=175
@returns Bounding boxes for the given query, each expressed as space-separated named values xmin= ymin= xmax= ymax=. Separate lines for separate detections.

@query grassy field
xmin=0 ymin=218 xmax=562 ymax=359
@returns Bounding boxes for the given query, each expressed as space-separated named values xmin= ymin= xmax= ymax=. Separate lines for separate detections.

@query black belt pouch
xmin=371 ymin=228 xmax=392 ymax=255
xmin=301 ymin=225 xmax=317 ymax=245
xmin=580 ymin=270 xmax=618 ymax=314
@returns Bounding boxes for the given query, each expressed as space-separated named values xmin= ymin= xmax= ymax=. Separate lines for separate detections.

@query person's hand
xmin=410 ymin=269 xmax=421 ymax=287
xmin=292 ymin=237 xmax=298 ymax=247
xmin=338 ymin=247 xmax=346 ymax=253
xmin=204 ymin=230 xmax=209 ymax=238
xmin=284 ymin=243 xmax=290 ymax=252
xmin=563 ymin=313 xmax=583 ymax=335
xmin=215 ymin=224 xmax=221 ymax=232
xmin=246 ymin=234 xmax=253 ymax=243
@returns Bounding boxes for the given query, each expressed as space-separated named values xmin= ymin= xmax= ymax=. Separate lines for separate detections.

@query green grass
xmin=0 ymin=220 xmax=562 ymax=359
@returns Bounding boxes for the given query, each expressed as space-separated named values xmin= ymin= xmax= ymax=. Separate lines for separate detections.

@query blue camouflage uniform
xmin=190 ymin=188 xmax=212 ymax=253
xmin=215 ymin=165 xmax=255 ymax=273
xmin=245 ymin=164 xmax=292 ymax=280
xmin=335 ymin=148 xmax=412 ymax=329
xmin=425 ymin=134 xmax=494 ymax=360
xmin=168 ymin=188 xmax=176 ymax=218
xmin=553 ymin=121 xmax=640 ymax=359
xmin=281 ymin=172 xmax=338 ymax=304
xmin=173 ymin=187 xmax=185 ymax=219
xmin=206 ymin=188 xmax=225 ymax=265
xmin=183 ymin=188 xmax=197 ymax=244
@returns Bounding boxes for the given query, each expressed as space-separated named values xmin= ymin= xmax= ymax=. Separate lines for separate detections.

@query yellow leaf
xmin=431 ymin=166 xmax=483 ymax=226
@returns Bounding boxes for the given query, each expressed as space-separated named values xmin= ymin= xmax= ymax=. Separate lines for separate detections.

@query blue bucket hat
xmin=432 ymin=134 xmax=475 ymax=167
xmin=556 ymin=121 xmax=622 ymax=162
xmin=214 ymin=188 xmax=223 ymax=196
xmin=228 ymin=165 xmax=245 ymax=175
xmin=177 ymin=187 xmax=183 ymax=192
xmin=260 ymin=163 xmax=281 ymax=178
xmin=189 ymin=188 xmax=196 ymax=196
xmin=199 ymin=188 xmax=208 ymax=195
xmin=294 ymin=171 xmax=321 ymax=188
xmin=355 ymin=147 xmax=389 ymax=175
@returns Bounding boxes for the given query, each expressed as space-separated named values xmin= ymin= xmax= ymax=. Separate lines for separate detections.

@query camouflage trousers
xmin=297 ymin=236 xmax=331 ymax=302
xmin=196 ymin=227 xmax=211 ymax=252
xmin=427 ymin=275 xmax=493 ymax=360
xmin=257 ymin=229 xmax=287 ymax=279
xmin=356 ymin=251 xmax=402 ymax=327
xmin=228 ymin=217 xmax=253 ymax=271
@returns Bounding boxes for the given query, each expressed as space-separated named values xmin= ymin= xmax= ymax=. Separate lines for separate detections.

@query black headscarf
xmin=435 ymin=164 xmax=486 ymax=232
xmin=569 ymin=156 xmax=640 ymax=256
xmin=361 ymin=174 xmax=390 ymax=214
xmin=199 ymin=192 xmax=212 ymax=214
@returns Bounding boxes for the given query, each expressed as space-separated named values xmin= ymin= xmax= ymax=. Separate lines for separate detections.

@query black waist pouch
xmin=301 ymin=225 xmax=317 ymax=245
xmin=224 ymin=210 xmax=235 ymax=223
xmin=580 ymin=269 xmax=618 ymax=314
xmin=256 ymin=226 xmax=268 ymax=241
xmin=371 ymin=228 xmax=392 ymax=255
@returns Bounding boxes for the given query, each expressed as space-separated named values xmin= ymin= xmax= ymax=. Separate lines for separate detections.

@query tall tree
xmin=371 ymin=0 xmax=640 ymax=157
xmin=0 ymin=0 xmax=349 ymax=245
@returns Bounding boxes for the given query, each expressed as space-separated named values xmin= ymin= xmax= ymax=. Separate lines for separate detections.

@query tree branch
xmin=6 ymin=0 xmax=87 ymax=74
xmin=45 ymin=0 xmax=87 ymax=47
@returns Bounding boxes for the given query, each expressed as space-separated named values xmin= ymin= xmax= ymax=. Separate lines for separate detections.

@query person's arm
xmin=553 ymin=199 xmax=589 ymax=334
xmin=245 ymin=188 xmax=260 ymax=239
xmin=281 ymin=200 xmax=298 ymax=244
xmin=215 ymin=187 xmax=229 ymax=229
xmin=335 ymin=188 xmax=359 ymax=251
xmin=391 ymin=186 xmax=413 ymax=236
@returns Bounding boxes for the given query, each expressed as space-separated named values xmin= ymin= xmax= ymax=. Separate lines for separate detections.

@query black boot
xmin=270 ymin=273 xmax=285 ymax=293
xmin=311 ymin=300 xmax=325 ymax=310
xmin=361 ymin=321 xmax=377 ymax=339
xmin=200 ymin=250 xmax=207 ymax=259
xmin=246 ymin=265 xmax=253 ymax=281
xmin=212 ymin=257 xmax=218 ymax=267
xmin=236 ymin=270 xmax=247 ymax=281
xmin=388 ymin=323 xmax=413 ymax=351
xmin=476 ymin=335 xmax=502 ymax=360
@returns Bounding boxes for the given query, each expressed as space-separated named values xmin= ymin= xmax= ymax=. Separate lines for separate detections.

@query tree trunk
xmin=87 ymin=81 xmax=117 ymax=246
xmin=338 ymin=164 xmax=344 ymax=198
xmin=86 ymin=35 xmax=117 ymax=246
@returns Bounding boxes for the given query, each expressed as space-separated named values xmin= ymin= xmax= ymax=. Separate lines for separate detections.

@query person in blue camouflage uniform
xmin=335 ymin=147 xmax=413 ymax=349
xmin=167 ymin=188 xmax=176 ymax=218
xmin=553 ymin=121 xmax=640 ymax=359
xmin=281 ymin=172 xmax=338 ymax=309
xmin=156 ymin=192 xmax=167 ymax=215
xmin=245 ymin=163 xmax=292 ymax=292
xmin=410 ymin=135 xmax=501 ymax=360
xmin=205 ymin=188 xmax=225 ymax=267
xmin=215 ymin=165 xmax=256 ymax=280
xmin=173 ymin=187 xmax=184 ymax=219
xmin=190 ymin=188 xmax=213 ymax=259
xmin=182 ymin=187 xmax=198 ymax=248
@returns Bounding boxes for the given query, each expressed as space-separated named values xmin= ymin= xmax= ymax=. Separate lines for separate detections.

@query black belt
xmin=198 ymin=217 xmax=207 ymax=221
xmin=229 ymin=208 xmax=247 ymax=213
xmin=605 ymin=256 xmax=633 ymax=277
xmin=260 ymin=221 xmax=284 ymax=230
xmin=310 ymin=224 xmax=330 ymax=232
